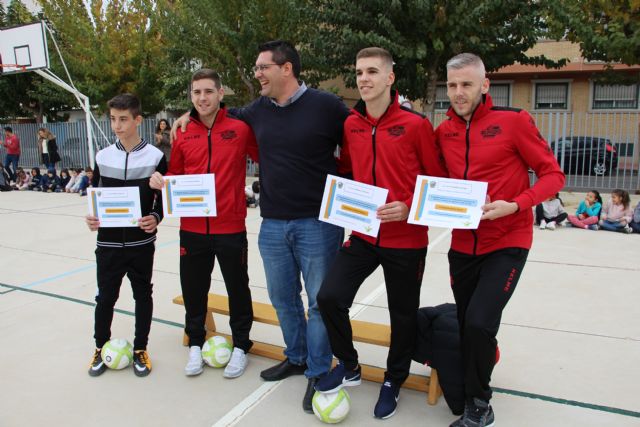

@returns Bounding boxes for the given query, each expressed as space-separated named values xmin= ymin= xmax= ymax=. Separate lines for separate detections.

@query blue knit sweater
xmin=231 ymin=88 xmax=349 ymax=219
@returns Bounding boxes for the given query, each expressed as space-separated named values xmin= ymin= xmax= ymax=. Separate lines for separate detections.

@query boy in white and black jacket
xmin=85 ymin=93 xmax=167 ymax=378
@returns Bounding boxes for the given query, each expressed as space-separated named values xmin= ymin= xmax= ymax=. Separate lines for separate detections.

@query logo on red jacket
xmin=221 ymin=130 xmax=237 ymax=140
xmin=387 ymin=125 xmax=405 ymax=137
xmin=481 ymin=125 xmax=502 ymax=138
xmin=180 ymin=246 xmax=187 ymax=256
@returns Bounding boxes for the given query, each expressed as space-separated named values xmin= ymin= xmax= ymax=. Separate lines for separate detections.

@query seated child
xmin=599 ymin=189 xmax=633 ymax=234
xmin=628 ymin=200 xmax=640 ymax=234
xmin=535 ymin=193 xmax=567 ymax=230
xmin=245 ymin=180 xmax=260 ymax=208
xmin=568 ymin=190 xmax=602 ymax=230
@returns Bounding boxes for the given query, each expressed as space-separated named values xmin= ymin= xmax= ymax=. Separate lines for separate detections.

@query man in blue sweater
xmin=174 ymin=40 xmax=349 ymax=412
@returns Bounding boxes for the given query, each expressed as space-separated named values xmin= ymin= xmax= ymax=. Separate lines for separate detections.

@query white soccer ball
xmin=201 ymin=336 xmax=232 ymax=368
xmin=101 ymin=338 xmax=133 ymax=370
xmin=312 ymin=389 xmax=351 ymax=424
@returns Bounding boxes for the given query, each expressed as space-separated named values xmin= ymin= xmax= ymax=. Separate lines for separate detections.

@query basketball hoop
xmin=0 ymin=64 xmax=28 ymax=74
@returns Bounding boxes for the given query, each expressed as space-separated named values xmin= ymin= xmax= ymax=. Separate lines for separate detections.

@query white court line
xmin=211 ymin=381 xmax=282 ymax=427
xmin=212 ymin=228 xmax=452 ymax=426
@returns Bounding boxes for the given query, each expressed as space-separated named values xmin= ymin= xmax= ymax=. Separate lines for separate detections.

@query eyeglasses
xmin=252 ymin=63 xmax=281 ymax=73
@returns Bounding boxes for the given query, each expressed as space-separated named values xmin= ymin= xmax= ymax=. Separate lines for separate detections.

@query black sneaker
xmin=88 ymin=348 xmax=106 ymax=377
xmin=260 ymin=358 xmax=307 ymax=381
xmin=373 ymin=379 xmax=400 ymax=419
xmin=303 ymin=377 xmax=318 ymax=414
xmin=133 ymin=350 xmax=152 ymax=377
xmin=449 ymin=398 xmax=495 ymax=427
xmin=315 ymin=361 xmax=361 ymax=393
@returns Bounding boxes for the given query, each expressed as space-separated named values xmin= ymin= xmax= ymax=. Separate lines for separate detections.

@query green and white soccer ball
xmin=312 ymin=389 xmax=351 ymax=424
xmin=101 ymin=338 xmax=133 ymax=370
xmin=202 ymin=336 xmax=232 ymax=368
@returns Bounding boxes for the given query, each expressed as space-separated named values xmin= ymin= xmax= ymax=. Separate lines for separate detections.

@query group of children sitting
xmin=535 ymin=189 xmax=640 ymax=234
xmin=5 ymin=166 xmax=94 ymax=195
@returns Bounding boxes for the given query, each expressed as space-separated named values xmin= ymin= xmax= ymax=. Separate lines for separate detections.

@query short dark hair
xmin=258 ymin=40 xmax=301 ymax=78
xmin=191 ymin=68 xmax=222 ymax=89
xmin=356 ymin=47 xmax=394 ymax=69
xmin=107 ymin=93 xmax=142 ymax=118
xmin=4 ymin=126 xmax=12 ymax=133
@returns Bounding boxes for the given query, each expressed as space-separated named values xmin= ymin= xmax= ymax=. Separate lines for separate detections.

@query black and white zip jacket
xmin=92 ymin=139 xmax=168 ymax=248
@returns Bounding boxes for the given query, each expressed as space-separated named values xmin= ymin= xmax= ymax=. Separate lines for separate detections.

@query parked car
xmin=549 ymin=136 xmax=618 ymax=176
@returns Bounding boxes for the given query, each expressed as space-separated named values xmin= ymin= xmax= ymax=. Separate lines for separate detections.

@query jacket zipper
xmin=463 ymin=120 xmax=478 ymax=256
xmin=123 ymin=150 xmax=129 ymax=246
xmin=368 ymin=106 xmax=392 ymax=247
xmin=206 ymin=128 xmax=212 ymax=235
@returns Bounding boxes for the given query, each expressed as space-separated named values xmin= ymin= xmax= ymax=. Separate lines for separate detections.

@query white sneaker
xmin=185 ymin=346 xmax=204 ymax=376
xmin=546 ymin=221 xmax=556 ymax=230
xmin=560 ymin=219 xmax=570 ymax=227
xmin=624 ymin=225 xmax=633 ymax=234
xmin=223 ymin=348 xmax=248 ymax=379
xmin=539 ymin=220 xmax=547 ymax=230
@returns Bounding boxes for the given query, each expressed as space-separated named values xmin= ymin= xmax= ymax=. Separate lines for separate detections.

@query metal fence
xmin=2 ymin=111 xmax=638 ymax=191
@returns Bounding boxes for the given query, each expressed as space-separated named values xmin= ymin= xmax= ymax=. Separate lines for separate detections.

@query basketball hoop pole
xmin=34 ymin=68 xmax=95 ymax=167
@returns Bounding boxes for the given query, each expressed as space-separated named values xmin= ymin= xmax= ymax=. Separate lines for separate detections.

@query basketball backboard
xmin=0 ymin=21 xmax=49 ymax=74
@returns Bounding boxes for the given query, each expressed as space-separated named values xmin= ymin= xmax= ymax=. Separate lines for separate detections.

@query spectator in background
xmin=535 ymin=193 xmax=568 ymax=230
xmin=567 ymin=190 xmax=602 ymax=230
xmin=630 ymin=200 xmax=640 ymax=234
xmin=245 ymin=180 xmax=260 ymax=208
xmin=154 ymin=119 xmax=172 ymax=161
xmin=58 ymin=168 xmax=70 ymax=192
xmin=29 ymin=167 xmax=43 ymax=191
xmin=2 ymin=126 xmax=20 ymax=182
xmin=66 ymin=168 xmax=80 ymax=192
xmin=0 ymin=164 xmax=12 ymax=191
xmin=38 ymin=127 xmax=61 ymax=170
xmin=13 ymin=168 xmax=31 ymax=191
xmin=599 ymin=189 xmax=633 ymax=233
xmin=78 ymin=166 xmax=93 ymax=196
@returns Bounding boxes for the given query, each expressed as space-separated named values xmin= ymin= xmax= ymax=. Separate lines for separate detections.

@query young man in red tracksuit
xmin=315 ymin=47 xmax=448 ymax=419
xmin=436 ymin=53 xmax=565 ymax=427
xmin=150 ymin=69 xmax=258 ymax=379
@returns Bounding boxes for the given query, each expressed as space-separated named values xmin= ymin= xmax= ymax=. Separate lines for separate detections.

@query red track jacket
xmin=339 ymin=91 xmax=448 ymax=249
xmin=169 ymin=106 xmax=258 ymax=234
xmin=435 ymin=94 xmax=565 ymax=255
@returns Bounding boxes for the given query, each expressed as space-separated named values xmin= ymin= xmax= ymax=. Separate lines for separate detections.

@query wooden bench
xmin=172 ymin=293 xmax=442 ymax=405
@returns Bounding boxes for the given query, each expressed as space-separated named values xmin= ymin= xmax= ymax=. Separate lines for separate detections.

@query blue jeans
xmin=4 ymin=154 xmax=19 ymax=181
xmin=258 ymin=218 xmax=343 ymax=378
xmin=599 ymin=219 xmax=626 ymax=232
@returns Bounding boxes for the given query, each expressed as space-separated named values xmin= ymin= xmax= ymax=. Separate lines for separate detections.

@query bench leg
xmin=182 ymin=311 xmax=217 ymax=346
xmin=427 ymin=368 xmax=443 ymax=405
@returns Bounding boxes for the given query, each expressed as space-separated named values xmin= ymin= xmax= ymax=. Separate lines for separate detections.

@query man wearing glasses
xmin=174 ymin=41 xmax=349 ymax=412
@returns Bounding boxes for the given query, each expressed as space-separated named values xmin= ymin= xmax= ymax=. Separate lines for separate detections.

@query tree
xmin=308 ymin=0 xmax=565 ymax=112
xmin=38 ymin=0 xmax=169 ymax=116
xmin=547 ymin=0 xmax=640 ymax=67
xmin=159 ymin=0 xmax=316 ymax=107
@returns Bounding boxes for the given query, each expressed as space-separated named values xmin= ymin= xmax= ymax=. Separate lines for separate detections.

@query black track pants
xmin=180 ymin=230 xmax=253 ymax=351
xmin=318 ymin=236 xmax=427 ymax=384
xmin=94 ymin=244 xmax=155 ymax=350
xmin=448 ymin=247 xmax=529 ymax=402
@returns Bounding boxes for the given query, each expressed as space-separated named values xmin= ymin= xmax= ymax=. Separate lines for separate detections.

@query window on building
xmin=534 ymin=83 xmax=568 ymax=110
xmin=592 ymin=83 xmax=639 ymax=109
xmin=435 ymin=85 xmax=450 ymax=110
xmin=489 ymin=84 xmax=510 ymax=107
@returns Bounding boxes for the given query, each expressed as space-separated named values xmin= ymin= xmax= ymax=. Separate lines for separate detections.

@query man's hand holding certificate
xmin=159 ymin=173 xmax=217 ymax=218
xmin=318 ymin=174 xmax=388 ymax=237
xmin=408 ymin=175 xmax=488 ymax=229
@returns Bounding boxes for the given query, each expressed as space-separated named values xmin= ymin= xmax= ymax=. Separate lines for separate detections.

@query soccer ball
xmin=101 ymin=338 xmax=133 ymax=370
xmin=312 ymin=389 xmax=351 ymax=424
xmin=201 ymin=336 xmax=232 ymax=368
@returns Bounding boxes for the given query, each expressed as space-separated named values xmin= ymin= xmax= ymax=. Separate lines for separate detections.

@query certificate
xmin=162 ymin=173 xmax=217 ymax=218
xmin=87 ymin=187 xmax=142 ymax=228
xmin=319 ymin=174 xmax=388 ymax=237
xmin=408 ymin=176 xmax=488 ymax=229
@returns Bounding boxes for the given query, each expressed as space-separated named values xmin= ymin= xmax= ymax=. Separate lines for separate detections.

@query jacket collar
xmin=445 ymin=93 xmax=494 ymax=124
xmin=115 ymin=138 xmax=147 ymax=152
xmin=352 ymin=89 xmax=400 ymax=122
xmin=189 ymin=103 xmax=228 ymax=128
